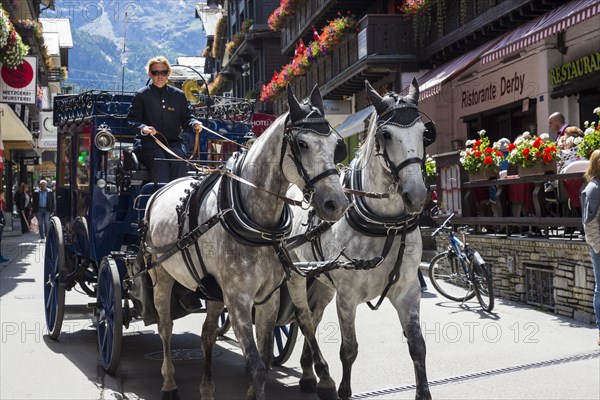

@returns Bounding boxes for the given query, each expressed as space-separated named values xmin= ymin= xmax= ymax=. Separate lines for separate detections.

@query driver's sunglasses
xmin=150 ymin=70 xmax=168 ymax=76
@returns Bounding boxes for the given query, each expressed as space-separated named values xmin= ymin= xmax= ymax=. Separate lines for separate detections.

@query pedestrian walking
xmin=32 ymin=180 xmax=55 ymax=241
xmin=127 ymin=55 xmax=203 ymax=183
xmin=0 ymin=190 xmax=8 ymax=263
xmin=14 ymin=182 xmax=32 ymax=233
xmin=580 ymin=149 xmax=600 ymax=345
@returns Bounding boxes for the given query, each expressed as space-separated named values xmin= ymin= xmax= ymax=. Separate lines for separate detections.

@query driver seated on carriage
xmin=127 ymin=56 xmax=203 ymax=183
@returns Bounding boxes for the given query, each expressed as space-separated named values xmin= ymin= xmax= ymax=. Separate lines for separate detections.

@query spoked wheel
xmin=44 ymin=217 xmax=66 ymax=340
xmin=472 ymin=263 xmax=495 ymax=312
xmin=272 ymin=322 xmax=299 ymax=366
xmin=216 ymin=308 xmax=231 ymax=336
xmin=429 ymin=252 xmax=476 ymax=302
xmin=97 ymin=257 xmax=123 ymax=375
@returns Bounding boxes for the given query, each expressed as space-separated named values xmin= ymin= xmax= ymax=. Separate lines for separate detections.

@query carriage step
xmin=87 ymin=302 xmax=100 ymax=308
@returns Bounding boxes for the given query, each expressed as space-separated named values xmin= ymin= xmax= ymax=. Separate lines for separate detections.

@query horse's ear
xmin=408 ymin=77 xmax=420 ymax=106
xmin=365 ymin=80 xmax=383 ymax=108
xmin=287 ymin=84 xmax=301 ymax=116
xmin=309 ymin=85 xmax=325 ymax=115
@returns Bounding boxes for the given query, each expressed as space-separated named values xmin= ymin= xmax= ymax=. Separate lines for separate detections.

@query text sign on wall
xmin=39 ymin=111 xmax=58 ymax=150
xmin=0 ymin=56 xmax=38 ymax=104
xmin=549 ymin=51 xmax=600 ymax=86
xmin=461 ymin=72 xmax=526 ymax=109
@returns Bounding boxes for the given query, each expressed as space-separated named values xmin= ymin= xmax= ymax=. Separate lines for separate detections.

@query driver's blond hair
xmin=146 ymin=56 xmax=171 ymax=74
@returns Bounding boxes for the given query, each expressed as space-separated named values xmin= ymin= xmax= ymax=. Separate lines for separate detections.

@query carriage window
xmin=59 ymin=136 xmax=72 ymax=188
xmin=77 ymin=133 xmax=91 ymax=191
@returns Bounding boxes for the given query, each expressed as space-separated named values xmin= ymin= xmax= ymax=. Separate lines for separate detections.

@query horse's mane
xmin=355 ymin=110 xmax=378 ymax=167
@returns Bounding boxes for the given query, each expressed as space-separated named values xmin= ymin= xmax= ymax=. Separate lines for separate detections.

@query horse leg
xmin=200 ymin=300 xmax=225 ymax=400
xmin=287 ymin=274 xmax=337 ymax=400
xmin=391 ymin=279 xmax=431 ymax=400
xmin=228 ymin=299 xmax=266 ymax=400
xmin=335 ymin=298 xmax=359 ymax=400
xmin=254 ymin=292 xmax=279 ymax=372
xmin=298 ymin=278 xmax=336 ymax=393
xmin=151 ymin=266 xmax=179 ymax=400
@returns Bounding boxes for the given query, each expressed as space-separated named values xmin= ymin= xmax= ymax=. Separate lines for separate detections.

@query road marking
xmin=351 ymin=351 xmax=599 ymax=399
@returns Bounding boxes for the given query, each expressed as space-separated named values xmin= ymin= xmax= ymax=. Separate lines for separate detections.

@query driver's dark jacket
xmin=127 ymin=83 xmax=198 ymax=150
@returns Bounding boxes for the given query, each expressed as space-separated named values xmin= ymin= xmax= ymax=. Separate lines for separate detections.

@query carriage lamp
xmin=96 ymin=178 xmax=107 ymax=189
xmin=95 ymin=124 xmax=116 ymax=151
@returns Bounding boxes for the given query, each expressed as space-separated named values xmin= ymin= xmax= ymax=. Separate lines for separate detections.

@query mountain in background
xmin=42 ymin=0 xmax=206 ymax=92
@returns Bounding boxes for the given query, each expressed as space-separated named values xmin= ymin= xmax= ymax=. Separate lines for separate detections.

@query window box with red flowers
xmin=268 ymin=0 xmax=300 ymax=31
xmin=506 ymin=132 xmax=558 ymax=176
xmin=460 ymin=130 xmax=505 ymax=180
xmin=260 ymin=13 xmax=358 ymax=103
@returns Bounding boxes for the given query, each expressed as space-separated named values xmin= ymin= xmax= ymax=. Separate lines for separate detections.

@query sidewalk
xmin=0 ymin=231 xmax=42 ymax=272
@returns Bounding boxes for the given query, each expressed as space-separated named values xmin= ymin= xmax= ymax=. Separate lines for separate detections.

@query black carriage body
xmin=53 ymin=92 xmax=140 ymax=262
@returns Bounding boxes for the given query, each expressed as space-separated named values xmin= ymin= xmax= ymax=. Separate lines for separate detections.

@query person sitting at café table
xmin=557 ymin=126 xmax=584 ymax=173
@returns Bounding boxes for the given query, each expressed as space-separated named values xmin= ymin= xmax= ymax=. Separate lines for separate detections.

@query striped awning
xmin=401 ymin=38 xmax=501 ymax=100
xmin=481 ymin=0 xmax=600 ymax=64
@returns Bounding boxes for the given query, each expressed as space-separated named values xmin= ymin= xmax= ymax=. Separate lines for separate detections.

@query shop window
xmin=77 ymin=133 xmax=91 ymax=191
xmin=59 ymin=136 xmax=72 ymax=188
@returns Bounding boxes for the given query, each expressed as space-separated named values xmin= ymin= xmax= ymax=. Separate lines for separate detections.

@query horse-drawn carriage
xmin=43 ymin=78 xmax=435 ymax=400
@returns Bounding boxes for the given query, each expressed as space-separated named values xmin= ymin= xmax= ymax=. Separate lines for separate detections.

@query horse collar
xmin=345 ymin=166 xmax=419 ymax=237
xmin=219 ymin=151 xmax=293 ymax=247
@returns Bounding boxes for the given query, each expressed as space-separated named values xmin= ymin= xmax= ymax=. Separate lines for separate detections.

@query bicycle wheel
xmin=472 ymin=262 xmax=494 ymax=312
xmin=429 ymin=252 xmax=475 ymax=302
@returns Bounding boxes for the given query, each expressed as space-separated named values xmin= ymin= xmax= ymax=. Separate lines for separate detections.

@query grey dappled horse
xmin=283 ymin=79 xmax=432 ymax=399
xmin=143 ymin=85 xmax=348 ymax=400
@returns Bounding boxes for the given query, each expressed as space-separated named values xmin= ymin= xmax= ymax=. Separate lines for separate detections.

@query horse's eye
xmin=297 ymin=140 xmax=309 ymax=149
xmin=382 ymin=131 xmax=392 ymax=140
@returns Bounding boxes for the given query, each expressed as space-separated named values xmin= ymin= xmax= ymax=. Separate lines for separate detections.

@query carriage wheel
xmin=97 ymin=257 xmax=123 ymax=375
xmin=44 ymin=217 xmax=66 ymax=340
xmin=272 ymin=322 xmax=299 ymax=366
xmin=216 ymin=309 xmax=231 ymax=336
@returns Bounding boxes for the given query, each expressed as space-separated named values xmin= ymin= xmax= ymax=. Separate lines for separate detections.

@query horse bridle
xmin=280 ymin=107 xmax=341 ymax=204
xmin=374 ymin=102 xmax=435 ymax=188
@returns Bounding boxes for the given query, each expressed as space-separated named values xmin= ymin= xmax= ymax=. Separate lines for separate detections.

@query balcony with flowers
xmin=268 ymin=12 xmax=415 ymax=114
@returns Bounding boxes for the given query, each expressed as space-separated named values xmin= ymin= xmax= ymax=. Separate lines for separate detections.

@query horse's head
xmin=364 ymin=79 xmax=433 ymax=214
xmin=281 ymin=85 xmax=349 ymax=222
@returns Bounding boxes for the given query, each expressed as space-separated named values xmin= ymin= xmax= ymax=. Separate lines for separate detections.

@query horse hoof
xmin=162 ymin=389 xmax=180 ymax=400
xmin=299 ymin=378 xmax=317 ymax=393
xmin=338 ymin=388 xmax=352 ymax=400
xmin=317 ymin=386 xmax=338 ymax=400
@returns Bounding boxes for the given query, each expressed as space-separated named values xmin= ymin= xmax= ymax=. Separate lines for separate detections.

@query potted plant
xmin=506 ymin=132 xmax=558 ymax=176
xmin=460 ymin=129 xmax=505 ymax=181
xmin=577 ymin=107 xmax=600 ymax=159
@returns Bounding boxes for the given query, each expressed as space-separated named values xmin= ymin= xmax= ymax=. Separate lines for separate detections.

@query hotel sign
xmin=549 ymin=51 xmax=600 ymax=86
xmin=0 ymin=56 xmax=37 ymax=104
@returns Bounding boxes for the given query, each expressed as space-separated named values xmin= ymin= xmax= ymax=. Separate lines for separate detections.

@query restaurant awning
xmin=481 ymin=0 xmax=600 ymax=64
xmin=401 ymin=39 xmax=502 ymax=100
xmin=0 ymin=104 xmax=33 ymax=142
xmin=336 ymin=106 xmax=375 ymax=139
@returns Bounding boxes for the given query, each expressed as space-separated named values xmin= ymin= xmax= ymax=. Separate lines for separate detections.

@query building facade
xmin=1 ymin=0 xmax=71 ymax=233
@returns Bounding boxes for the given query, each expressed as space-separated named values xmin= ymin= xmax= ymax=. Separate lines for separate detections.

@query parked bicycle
xmin=429 ymin=213 xmax=495 ymax=312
